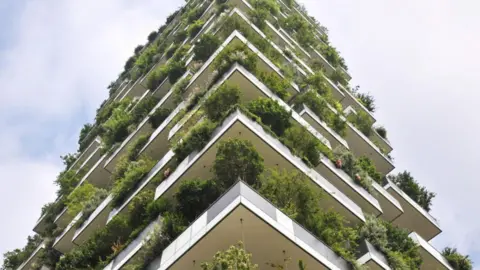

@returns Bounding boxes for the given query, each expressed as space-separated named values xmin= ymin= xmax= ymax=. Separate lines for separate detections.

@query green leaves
xmin=194 ymin=33 xmax=221 ymax=62
xmin=246 ymin=98 xmax=291 ymax=136
xmin=442 ymin=247 xmax=473 ymax=270
xmin=205 ymin=84 xmax=241 ymax=122
xmin=389 ymin=171 xmax=436 ymax=212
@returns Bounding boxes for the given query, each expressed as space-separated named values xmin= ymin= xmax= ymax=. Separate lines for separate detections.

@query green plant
xmin=165 ymin=45 xmax=179 ymax=60
xmin=204 ymin=84 xmax=241 ymax=122
xmin=442 ymin=247 xmax=473 ymax=270
xmin=383 ymin=222 xmax=422 ymax=269
xmin=388 ymin=171 xmax=436 ymax=212
xmin=213 ymin=138 xmax=265 ymax=187
xmin=146 ymin=65 xmax=168 ymax=90
xmin=128 ymin=190 xmax=155 ymax=229
xmin=188 ymin=20 xmax=205 ymax=38
xmin=246 ymin=98 xmax=291 ymax=136
xmin=111 ymin=158 xmax=156 ymax=208
xmin=173 ymin=29 xmax=187 ymax=43
xmin=75 ymin=188 xmax=108 ymax=228
xmin=212 ymin=44 xmax=258 ymax=85
xmin=174 ymin=120 xmax=217 ymax=162
xmin=258 ymin=72 xmax=291 ymax=101
xmin=201 ymin=242 xmax=258 ymax=270
xmin=55 ymin=170 xmax=80 ymax=197
xmin=375 ymin=126 xmax=387 ymax=139
xmin=100 ymin=101 xmax=133 ymax=150
xmin=356 ymin=156 xmax=382 ymax=184
xmin=126 ymin=134 xmax=150 ymax=161
xmin=193 ymin=33 xmax=221 ymax=62
xmin=132 ymin=45 xmax=158 ymax=77
xmin=1 ymin=235 xmax=43 ymax=270
xmin=347 ymin=111 xmax=373 ymax=137
xmin=357 ymin=92 xmax=376 ymax=113
xmin=282 ymin=125 xmax=332 ymax=166
xmin=149 ymin=107 xmax=172 ymax=129
xmin=175 ymin=179 xmax=221 ymax=221
xmin=66 ymin=183 xmax=97 ymax=216
xmin=130 ymin=96 xmax=159 ymax=125
xmin=168 ymin=60 xmax=187 ymax=85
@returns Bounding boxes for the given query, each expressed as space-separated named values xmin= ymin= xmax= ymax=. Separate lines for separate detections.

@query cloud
xmin=299 ymin=0 xmax=480 ymax=265
xmin=0 ymin=0 xmax=181 ymax=255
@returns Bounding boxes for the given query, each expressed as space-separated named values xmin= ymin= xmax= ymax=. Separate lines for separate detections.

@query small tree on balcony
xmin=442 ymin=247 xmax=473 ymax=270
xmin=194 ymin=33 xmax=221 ymax=62
xmin=389 ymin=171 xmax=436 ymax=212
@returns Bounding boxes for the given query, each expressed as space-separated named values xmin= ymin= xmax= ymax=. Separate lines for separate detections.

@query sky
xmin=0 ymin=0 xmax=478 ymax=268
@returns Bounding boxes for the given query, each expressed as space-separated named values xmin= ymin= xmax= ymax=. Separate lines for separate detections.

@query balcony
xmin=338 ymin=85 xmax=376 ymax=124
xmin=154 ymin=181 xmax=350 ymax=270
xmin=75 ymin=145 xmax=102 ymax=176
xmin=369 ymin=128 xmax=393 ymax=154
xmin=384 ymin=180 xmax=441 ymax=241
xmin=156 ymin=110 xmax=365 ymax=225
xmin=106 ymin=151 xmax=176 ymax=223
xmin=69 ymin=137 xmax=101 ymax=172
xmin=344 ymin=121 xmax=395 ymax=176
xmin=409 ymin=232 xmax=453 ymax=270
xmin=16 ymin=242 xmax=45 ymax=270
xmin=297 ymin=104 xmax=349 ymax=150
xmin=71 ymin=195 xmax=113 ymax=246
xmin=357 ymin=240 xmax=391 ymax=270
xmin=53 ymin=212 xmax=81 ymax=253
xmin=53 ymin=207 xmax=73 ymax=229
xmin=77 ymin=154 xmax=112 ymax=188
xmin=371 ymin=181 xmax=403 ymax=222
xmin=32 ymin=213 xmax=48 ymax=235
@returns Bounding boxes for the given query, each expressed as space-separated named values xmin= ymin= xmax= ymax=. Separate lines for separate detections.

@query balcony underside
xmin=409 ymin=232 xmax=453 ymax=270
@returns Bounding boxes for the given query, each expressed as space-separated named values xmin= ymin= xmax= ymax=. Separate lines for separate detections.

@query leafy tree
xmin=347 ymin=111 xmax=373 ymax=137
xmin=147 ymin=31 xmax=158 ymax=43
xmin=175 ymin=179 xmax=221 ymax=221
xmin=55 ymin=170 xmax=80 ymax=197
xmin=357 ymin=92 xmax=376 ymax=113
xmin=442 ymin=247 xmax=473 ymax=270
xmin=146 ymin=65 xmax=168 ymax=90
xmin=130 ymin=96 xmax=159 ymax=125
xmin=187 ymin=20 xmax=205 ymax=38
xmin=375 ymin=126 xmax=387 ymax=139
xmin=66 ymin=183 xmax=97 ymax=216
xmin=389 ymin=171 xmax=436 ymax=212
xmin=194 ymin=34 xmax=221 ymax=62
xmin=149 ymin=108 xmax=172 ymax=129
xmin=174 ymin=120 xmax=216 ymax=162
xmin=134 ymin=45 xmax=144 ymax=55
xmin=167 ymin=60 xmax=187 ymax=84
xmin=78 ymin=123 xmax=93 ymax=146
xmin=201 ymin=242 xmax=258 ymax=270
xmin=213 ymin=139 xmax=264 ymax=187
xmin=60 ymin=153 xmax=77 ymax=170
xmin=204 ymin=84 xmax=241 ymax=122
xmin=246 ymin=98 xmax=291 ymax=136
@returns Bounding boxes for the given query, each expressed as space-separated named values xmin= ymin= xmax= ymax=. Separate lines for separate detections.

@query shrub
xmin=173 ymin=30 xmax=187 ymax=43
xmin=204 ymin=84 xmax=241 ymax=122
xmin=133 ymin=45 xmax=157 ymax=76
xmin=172 ymin=44 xmax=191 ymax=62
xmin=167 ymin=61 xmax=186 ymax=84
xmin=55 ymin=170 xmax=80 ymax=197
xmin=442 ymin=247 xmax=473 ymax=270
xmin=165 ymin=44 xmax=179 ymax=59
xmin=160 ymin=212 xmax=187 ymax=240
xmin=213 ymin=139 xmax=264 ymax=187
xmin=357 ymin=156 xmax=382 ymax=184
xmin=201 ymin=242 xmax=258 ymax=270
xmin=359 ymin=215 xmax=388 ymax=248
xmin=146 ymin=65 xmax=168 ymax=90
xmin=212 ymin=44 xmax=257 ymax=83
xmin=319 ymin=43 xmax=343 ymax=68
xmin=149 ymin=107 xmax=172 ymax=129
xmin=357 ymin=92 xmax=376 ymax=113
xmin=175 ymin=179 xmax=221 ymax=221
xmin=130 ymin=96 xmax=159 ymax=124
xmin=347 ymin=111 xmax=373 ymax=137
xmin=111 ymin=158 xmax=156 ymax=207
xmin=66 ymin=183 xmax=97 ymax=216
xmin=375 ymin=126 xmax=387 ymax=139
xmin=134 ymin=45 xmax=144 ymax=55
xmin=194 ymin=34 xmax=221 ymax=62
xmin=282 ymin=125 xmax=331 ymax=166
xmin=258 ymin=72 xmax=291 ymax=101
xmin=302 ymin=72 xmax=331 ymax=96
xmin=100 ymin=101 xmax=133 ymax=149
xmin=251 ymin=0 xmax=280 ymax=16
xmin=174 ymin=120 xmax=216 ymax=162
xmin=246 ymin=98 xmax=291 ymax=136
xmin=147 ymin=31 xmax=157 ymax=43
xmin=383 ymin=222 xmax=422 ymax=269
xmin=126 ymin=134 xmax=150 ymax=161
xmin=388 ymin=171 xmax=436 ymax=212
xmin=249 ymin=8 xmax=269 ymax=30
xmin=186 ymin=90 xmax=206 ymax=111
xmin=75 ymin=188 xmax=108 ymax=228
xmin=188 ymin=20 xmax=205 ymax=38
xmin=128 ymin=190 xmax=154 ymax=228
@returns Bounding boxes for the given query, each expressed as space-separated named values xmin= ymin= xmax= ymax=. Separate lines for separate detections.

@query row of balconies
xmin=23 ymin=3 xmax=448 ymax=270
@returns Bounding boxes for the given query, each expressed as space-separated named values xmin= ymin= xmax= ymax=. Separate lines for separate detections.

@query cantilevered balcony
xmin=338 ymin=85 xmax=376 ymax=124
xmin=69 ymin=137 xmax=101 ymax=172
xmin=53 ymin=207 xmax=73 ymax=229
xmin=16 ymin=242 xmax=45 ymax=270
xmin=77 ymin=154 xmax=111 ymax=188
xmin=156 ymin=110 xmax=365 ymax=225
xmin=106 ymin=151 xmax=176 ymax=223
xmin=369 ymin=128 xmax=393 ymax=154
xmin=71 ymin=195 xmax=113 ymax=246
xmin=357 ymin=240 xmax=391 ymax=270
xmin=32 ymin=213 xmax=48 ymax=235
xmin=118 ymin=75 xmax=149 ymax=102
xmin=53 ymin=212 xmax=81 ymax=253
xmin=409 ymin=232 xmax=453 ymax=270
xmin=75 ymin=145 xmax=102 ymax=176
xmin=344 ymin=121 xmax=395 ymax=176
xmin=153 ymin=182 xmax=350 ymax=270
xmin=384 ymin=180 xmax=441 ymax=241
xmin=371 ymin=181 xmax=403 ymax=222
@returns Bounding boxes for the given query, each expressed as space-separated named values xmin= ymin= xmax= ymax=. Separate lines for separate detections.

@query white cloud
xmin=0 ymin=0 xmax=181 ymax=255
xmin=299 ymin=0 xmax=480 ymax=264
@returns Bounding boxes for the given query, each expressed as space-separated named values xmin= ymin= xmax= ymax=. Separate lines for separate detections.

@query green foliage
xmin=78 ymin=123 xmax=93 ymax=148
xmin=185 ymin=4 xmax=207 ymax=24
xmin=2 ymin=235 xmax=42 ymax=270
xmin=147 ymin=31 xmax=158 ymax=43
xmin=201 ymin=242 xmax=258 ymax=270
xmin=165 ymin=44 xmax=179 ymax=59
xmin=329 ymin=69 xmax=348 ymax=86
xmin=131 ymin=96 xmax=159 ymax=125
xmin=356 ymin=92 xmax=376 ymax=113
xmin=134 ymin=45 xmax=144 ymax=55
xmin=347 ymin=111 xmax=373 ymax=137
xmin=332 ymin=149 xmax=376 ymax=191
xmin=280 ymin=14 xmax=315 ymax=47
xmin=111 ymin=158 xmax=156 ymax=208
xmin=258 ymin=71 xmax=291 ymax=101
xmin=359 ymin=215 xmax=388 ymax=249
xmin=249 ymin=8 xmax=269 ymax=30
xmin=282 ymin=125 xmax=332 ymax=166
xmin=389 ymin=171 xmax=436 ymax=212
xmin=383 ymin=222 xmax=422 ymax=269
xmin=375 ymin=126 xmax=387 ymax=139
xmin=128 ymin=190 xmax=155 ymax=229
xmin=318 ymin=43 xmax=343 ymax=68
xmin=356 ymin=156 xmax=382 ymax=184
xmin=302 ymin=71 xmax=330 ymax=96
xmin=55 ymin=170 xmax=80 ymax=197
xmin=246 ymin=98 xmax=291 ymax=136
xmin=146 ymin=65 xmax=168 ymax=90
xmin=204 ymin=84 xmax=241 ymax=122
xmin=188 ymin=20 xmax=205 ymax=38
xmin=126 ymin=134 xmax=150 ymax=161
xmin=442 ymin=247 xmax=473 ymax=270
xmin=75 ymin=188 xmax=109 ymax=228
xmin=167 ymin=60 xmax=187 ymax=84
xmin=133 ymin=45 xmax=158 ymax=78
xmin=175 ymin=179 xmax=221 ymax=221
xmin=161 ymin=212 xmax=187 ymax=240
xmin=173 ymin=30 xmax=187 ymax=43
xmin=149 ymin=107 xmax=172 ymax=129
xmin=60 ymin=153 xmax=77 ymax=170
xmin=66 ymin=183 xmax=97 ymax=216
xmin=212 ymin=44 xmax=258 ymax=84
xmin=174 ymin=120 xmax=216 ymax=162
xmin=194 ymin=33 xmax=221 ymax=62
xmin=213 ymin=138 xmax=265 ymax=187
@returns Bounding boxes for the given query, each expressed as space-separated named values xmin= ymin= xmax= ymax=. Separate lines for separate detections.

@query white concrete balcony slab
xmin=16 ymin=242 xmax=46 ymax=270
xmin=113 ymin=80 xmax=133 ymax=102
xmin=344 ymin=121 xmax=395 ymax=176
xmin=371 ymin=181 xmax=403 ymax=222
xmin=156 ymin=110 xmax=365 ymax=225
xmin=32 ymin=214 xmax=48 ymax=235
xmin=75 ymin=145 xmax=102 ymax=176
xmin=309 ymin=46 xmax=336 ymax=75
xmin=119 ymin=76 xmax=149 ymax=102
xmin=77 ymin=154 xmax=112 ymax=188
xmin=72 ymin=195 xmax=113 ymax=246
xmin=69 ymin=137 xmax=101 ymax=172
xmin=369 ymin=128 xmax=393 ymax=154
xmin=154 ymin=181 xmax=350 ymax=270
xmin=338 ymin=84 xmax=376 ymax=124
xmin=340 ymin=66 xmax=352 ymax=81
xmin=357 ymin=240 xmax=391 ymax=270
xmin=190 ymin=14 xmax=217 ymax=45
xmin=409 ymin=232 xmax=453 ymax=270
xmin=315 ymin=157 xmax=382 ymax=217
xmin=106 ymin=151 xmax=176 ymax=224
xmin=53 ymin=212 xmax=81 ymax=253
xmin=297 ymin=104 xmax=349 ymax=150
xmin=384 ymin=180 xmax=441 ymax=241
xmin=53 ymin=207 xmax=73 ymax=229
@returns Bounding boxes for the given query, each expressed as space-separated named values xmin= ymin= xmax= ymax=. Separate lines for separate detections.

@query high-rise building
xmin=4 ymin=0 xmax=472 ymax=269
